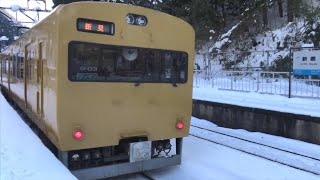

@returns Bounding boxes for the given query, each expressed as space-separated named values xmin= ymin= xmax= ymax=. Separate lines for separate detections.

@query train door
xmin=24 ymin=45 xmax=30 ymax=107
xmin=8 ymin=53 xmax=11 ymax=91
xmin=36 ymin=42 xmax=43 ymax=116
xmin=1 ymin=55 xmax=10 ymax=89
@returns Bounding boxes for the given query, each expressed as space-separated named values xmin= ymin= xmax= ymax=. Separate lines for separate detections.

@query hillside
xmin=195 ymin=0 xmax=320 ymax=72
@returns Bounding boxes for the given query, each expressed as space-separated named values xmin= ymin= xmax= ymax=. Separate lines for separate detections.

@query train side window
xmin=5 ymin=59 xmax=8 ymax=74
xmin=9 ymin=56 xmax=13 ymax=77
xmin=1 ymin=58 xmax=5 ymax=75
xmin=27 ymin=51 xmax=32 ymax=81
xmin=2 ymin=59 xmax=4 ymax=74
xmin=16 ymin=52 xmax=24 ymax=79
xmin=12 ymin=55 xmax=16 ymax=78
xmin=15 ymin=54 xmax=18 ymax=78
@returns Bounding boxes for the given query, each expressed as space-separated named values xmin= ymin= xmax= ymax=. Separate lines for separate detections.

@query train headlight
xmin=126 ymin=14 xmax=135 ymax=25
xmin=73 ymin=130 xmax=84 ymax=140
xmin=135 ymin=16 xmax=147 ymax=26
xmin=126 ymin=14 xmax=148 ymax=26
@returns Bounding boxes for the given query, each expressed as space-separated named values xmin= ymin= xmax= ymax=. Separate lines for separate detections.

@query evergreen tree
xmin=0 ymin=12 xmax=16 ymax=50
xmin=302 ymin=3 xmax=320 ymax=47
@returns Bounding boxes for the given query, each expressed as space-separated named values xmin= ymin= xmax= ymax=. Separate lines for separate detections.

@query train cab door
xmin=8 ymin=53 xmax=11 ymax=92
xmin=1 ymin=54 xmax=10 ymax=89
xmin=36 ymin=42 xmax=44 ymax=117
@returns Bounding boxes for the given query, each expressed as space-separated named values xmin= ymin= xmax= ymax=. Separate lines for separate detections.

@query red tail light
xmin=176 ymin=121 xmax=184 ymax=129
xmin=73 ymin=130 xmax=84 ymax=140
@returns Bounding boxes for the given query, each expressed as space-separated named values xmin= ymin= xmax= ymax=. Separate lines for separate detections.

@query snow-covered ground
xmin=192 ymin=118 xmax=320 ymax=159
xmin=0 ymin=93 xmax=76 ymax=180
xmin=193 ymin=87 xmax=320 ymax=117
xmin=1 ymin=92 xmax=320 ymax=180
xmin=148 ymin=119 xmax=320 ymax=180
xmin=148 ymin=140 xmax=319 ymax=179
xmin=191 ymin=118 xmax=320 ymax=175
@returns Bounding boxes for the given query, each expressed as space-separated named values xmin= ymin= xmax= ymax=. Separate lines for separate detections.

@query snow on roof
xmin=0 ymin=36 xmax=9 ymax=41
xmin=10 ymin=4 xmax=21 ymax=12
xmin=33 ymin=6 xmax=41 ymax=11
xmin=302 ymin=43 xmax=315 ymax=48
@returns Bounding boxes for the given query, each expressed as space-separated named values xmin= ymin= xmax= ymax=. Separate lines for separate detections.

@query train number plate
xmin=129 ymin=141 xmax=151 ymax=162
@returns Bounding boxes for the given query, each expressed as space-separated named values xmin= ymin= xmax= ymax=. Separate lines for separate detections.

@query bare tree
xmin=287 ymin=0 xmax=294 ymax=22
xmin=277 ymin=0 xmax=283 ymax=17
xmin=262 ymin=0 xmax=268 ymax=26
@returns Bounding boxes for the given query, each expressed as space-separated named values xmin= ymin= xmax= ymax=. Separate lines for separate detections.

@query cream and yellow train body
xmin=1 ymin=2 xmax=195 ymax=152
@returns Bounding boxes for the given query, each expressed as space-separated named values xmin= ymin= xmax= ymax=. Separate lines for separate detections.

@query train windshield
xmin=68 ymin=42 xmax=188 ymax=83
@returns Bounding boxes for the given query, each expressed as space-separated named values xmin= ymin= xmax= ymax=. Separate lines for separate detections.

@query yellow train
xmin=0 ymin=2 xmax=195 ymax=179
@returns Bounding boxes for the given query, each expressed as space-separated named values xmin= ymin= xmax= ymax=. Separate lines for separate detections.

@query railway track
xmin=190 ymin=125 xmax=320 ymax=175
xmin=141 ymin=172 xmax=155 ymax=180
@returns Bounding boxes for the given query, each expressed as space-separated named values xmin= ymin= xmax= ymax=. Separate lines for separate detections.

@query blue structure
xmin=293 ymin=69 xmax=320 ymax=75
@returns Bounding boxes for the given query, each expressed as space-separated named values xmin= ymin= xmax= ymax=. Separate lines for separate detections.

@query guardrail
xmin=193 ymin=70 xmax=320 ymax=98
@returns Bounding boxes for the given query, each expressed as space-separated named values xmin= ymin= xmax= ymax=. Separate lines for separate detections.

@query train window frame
xmin=76 ymin=18 xmax=115 ymax=36
xmin=68 ymin=41 xmax=189 ymax=84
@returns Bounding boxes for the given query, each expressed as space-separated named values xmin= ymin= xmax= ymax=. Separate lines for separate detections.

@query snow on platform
xmin=191 ymin=117 xmax=320 ymax=175
xmin=192 ymin=117 xmax=320 ymax=159
xmin=193 ymin=87 xmax=320 ymax=117
xmin=0 ymin=94 xmax=76 ymax=180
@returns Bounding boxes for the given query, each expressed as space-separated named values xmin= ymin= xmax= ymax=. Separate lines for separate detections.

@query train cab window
xmin=1 ymin=58 xmax=6 ymax=74
xmin=4 ymin=58 xmax=8 ymax=74
xmin=68 ymin=42 xmax=188 ymax=83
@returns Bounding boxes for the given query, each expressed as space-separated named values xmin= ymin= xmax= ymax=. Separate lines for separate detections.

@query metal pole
xmin=289 ymin=47 xmax=293 ymax=98
xmin=267 ymin=50 xmax=270 ymax=70
xmin=289 ymin=71 xmax=292 ymax=98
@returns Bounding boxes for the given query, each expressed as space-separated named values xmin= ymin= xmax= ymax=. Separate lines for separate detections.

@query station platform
xmin=192 ymin=88 xmax=320 ymax=144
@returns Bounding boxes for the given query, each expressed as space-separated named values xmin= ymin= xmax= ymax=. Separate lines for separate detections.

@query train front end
xmin=55 ymin=2 xmax=195 ymax=179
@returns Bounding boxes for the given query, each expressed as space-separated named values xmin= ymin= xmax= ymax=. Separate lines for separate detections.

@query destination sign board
xmin=77 ymin=18 xmax=114 ymax=35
